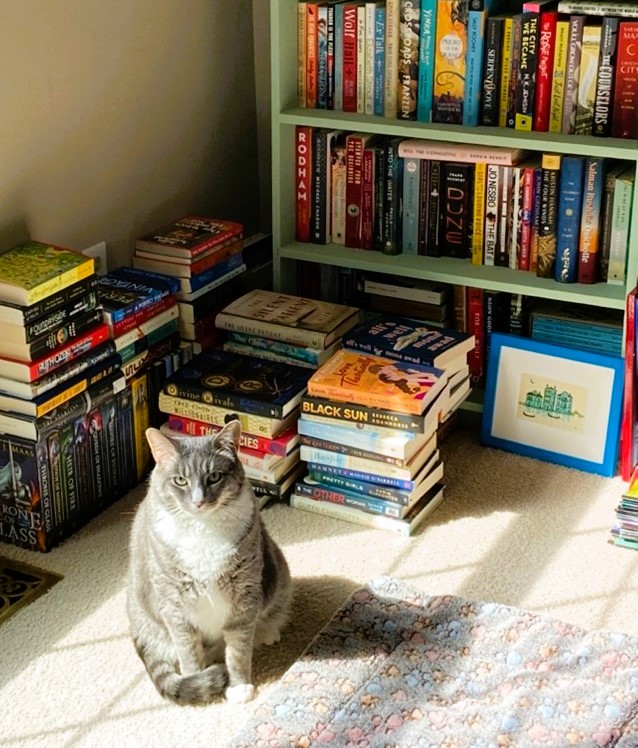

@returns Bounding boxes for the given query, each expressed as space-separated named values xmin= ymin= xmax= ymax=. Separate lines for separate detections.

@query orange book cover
xmin=432 ymin=0 xmax=468 ymax=124
xmin=307 ymin=349 xmax=447 ymax=415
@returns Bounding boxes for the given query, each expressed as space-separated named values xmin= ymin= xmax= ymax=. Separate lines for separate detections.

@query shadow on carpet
xmin=0 ymin=556 xmax=62 ymax=627
xmin=228 ymin=576 xmax=638 ymax=747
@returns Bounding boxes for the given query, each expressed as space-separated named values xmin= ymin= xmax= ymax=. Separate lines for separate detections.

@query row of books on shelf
xmin=296 ymin=126 xmax=636 ymax=284
xmin=298 ymin=0 xmax=638 ymax=139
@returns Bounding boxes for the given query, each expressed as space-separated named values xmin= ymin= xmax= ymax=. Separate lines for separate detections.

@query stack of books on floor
xmin=98 ymin=265 xmax=192 ymax=479
xmin=0 ymin=240 xmax=135 ymax=552
xmin=132 ymin=216 xmax=246 ymax=352
xmin=216 ymin=288 xmax=362 ymax=370
xmin=611 ymin=466 xmax=638 ymax=551
xmin=157 ymin=347 xmax=311 ymax=507
xmin=291 ymin=316 xmax=475 ymax=535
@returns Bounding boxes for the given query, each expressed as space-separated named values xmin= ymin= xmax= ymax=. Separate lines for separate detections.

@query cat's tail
xmin=145 ymin=659 xmax=228 ymax=706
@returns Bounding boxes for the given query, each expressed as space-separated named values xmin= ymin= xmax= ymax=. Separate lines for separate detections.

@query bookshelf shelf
xmin=270 ymin=0 xmax=638 ymax=363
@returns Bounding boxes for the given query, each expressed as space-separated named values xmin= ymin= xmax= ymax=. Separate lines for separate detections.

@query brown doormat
xmin=0 ymin=556 xmax=62 ymax=626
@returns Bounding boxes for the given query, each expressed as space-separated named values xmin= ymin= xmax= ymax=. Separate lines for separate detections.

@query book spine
xmin=308 ymin=467 xmax=413 ymax=504
xmin=398 ymin=0 xmax=420 ymax=120
xmin=130 ymin=372 xmax=151 ymax=482
xmin=506 ymin=14 xmax=523 ymax=128
xmin=295 ymin=480 xmax=406 ymax=518
xmin=529 ymin=164 xmax=543 ymax=272
xmin=439 ymin=161 xmax=472 ymax=259
xmin=518 ymin=162 xmax=537 ymax=271
xmin=611 ymin=21 xmax=638 ymax=139
xmin=362 ymin=277 xmax=447 ymax=305
xmin=361 ymin=146 xmax=376 ymax=250
xmin=554 ymin=155 xmax=585 ymax=283
xmin=345 ymin=133 xmax=367 ymax=248
xmin=300 ymin=394 xmax=434 ymax=433
xmin=514 ymin=12 xmax=538 ymax=131
xmin=598 ymin=165 xmax=622 ymax=283
xmin=356 ymin=5 xmax=366 ymax=113
xmin=364 ymin=3 xmax=376 ymax=115
xmin=317 ymin=4 xmax=329 ymax=109
xmin=306 ymin=2 xmax=318 ymax=108
xmin=311 ymin=128 xmax=330 ymax=244
xmin=483 ymin=164 xmax=501 ymax=266
xmin=0 ymin=275 xmax=98 ymax=327
xmin=417 ymin=158 xmax=430 ymax=255
xmin=102 ymin=397 xmax=122 ymax=501
xmin=463 ymin=2 xmax=486 ymax=127
xmin=20 ymin=290 xmax=98 ymax=344
xmin=114 ymin=386 xmax=136 ymax=493
xmin=384 ymin=0 xmax=400 ymax=117
xmin=416 ymin=0 xmax=436 ymax=122
xmin=9 ymin=309 xmax=103 ymax=362
xmin=577 ymin=156 xmax=606 ymax=284
xmin=401 ymin=157 xmax=421 ymax=254
xmin=496 ymin=165 xmax=513 ymax=267
xmin=177 ymin=251 xmax=243 ymax=295
xmin=574 ymin=24 xmax=602 ymax=136
xmin=592 ymin=17 xmax=618 ymax=138
xmin=561 ymin=14 xmax=584 ymax=134
xmin=330 ymin=137 xmax=347 ymax=245
xmin=498 ymin=16 xmax=514 ymax=127
xmin=467 ymin=287 xmax=485 ymax=387
xmin=532 ymin=10 xmax=557 ymax=131
xmin=621 ymin=287 xmax=637 ymax=481
xmin=425 ymin=160 xmax=441 ymax=256
xmin=549 ymin=19 xmax=569 ymax=132
xmin=373 ymin=3 xmax=386 ymax=116
xmin=381 ymin=139 xmax=404 ymax=255
xmin=397 ymin=140 xmax=524 ymax=165
xmin=607 ymin=170 xmax=635 ymax=286
xmin=26 ymin=323 xmax=109 ymax=381
xmin=556 ymin=1 xmax=638 ymax=17
xmin=333 ymin=2 xmax=344 ymax=111
xmin=20 ymin=259 xmax=95 ymax=308
xmin=297 ymin=1 xmax=307 ymax=107
xmin=109 ymin=295 xmax=176 ymax=338
xmin=481 ymin=15 xmax=503 ymax=127
xmin=536 ymin=153 xmax=561 ymax=279
xmin=342 ymin=3 xmax=358 ymax=113
xmin=432 ymin=0 xmax=467 ymax=125
xmin=300 ymin=434 xmax=410 ymax=467
xmin=299 ymin=417 xmax=417 ymax=457
xmin=303 ymin=460 xmax=424 ymax=491
xmin=452 ymin=284 xmax=467 ymax=332
xmin=510 ymin=165 xmax=524 ymax=269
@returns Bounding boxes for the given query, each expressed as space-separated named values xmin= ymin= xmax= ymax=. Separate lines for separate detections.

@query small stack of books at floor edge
xmin=157 ymin=346 xmax=313 ymax=508
xmin=289 ymin=316 xmax=475 ymax=535
xmin=611 ymin=465 xmax=638 ymax=551
xmin=133 ymin=216 xmax=246 ymax=353
xmin=0 ymin=241 xmax=134 ymax=552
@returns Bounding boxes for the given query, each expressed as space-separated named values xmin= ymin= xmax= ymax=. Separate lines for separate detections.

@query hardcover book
xmin=162 ymin=348 xmax=311 ymax=420
xmin=532 ymin=6 xmax=558 ymax=132
xmin=0 ymin=241 xmax=95 ymax=307
xmin=556 ymin=1 xmax=638 ymax=16
xmin=612 ymin=22 xmax=638 ymax=140
xmin=592 ymin=17 xmax=618 ymax=138
xmin=554 ymin=155 xmax=585 ymax=283
xmin=132 ymin=238 xmax=242 ymax=279
xmin=397 ymin=0 xmax=420 ymax=120
xmin=343 ymin=316 xmax=474 ymax=370
xmin=577 ymin=156 xmax=606 ymax=284
xmin=574 ymin=23 xmax=602 ymax=136
xmin=561 ymin=14 xmax=584 ymax=135
xmin=215 ymin=290 xmax=361 ymax=350
xmin=607 ymin=166 xmax=636 ymax=286
xmin=536 ymin=153 xmax=561 ymax=279
xmin=548 ymin=18 xmax=569 ymax=132
xmin=135 ymin=216 xmax=243 ymax=258
xmin=307 ymin=348 xmax=447 ymax=415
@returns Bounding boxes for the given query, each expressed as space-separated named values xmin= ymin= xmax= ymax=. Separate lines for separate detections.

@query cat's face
xmin=145 ymin=422 xmax=245 ymax=517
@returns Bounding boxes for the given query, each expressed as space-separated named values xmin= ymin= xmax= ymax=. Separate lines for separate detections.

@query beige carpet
xmin=1 ymin=419 xmax=636 ymax=748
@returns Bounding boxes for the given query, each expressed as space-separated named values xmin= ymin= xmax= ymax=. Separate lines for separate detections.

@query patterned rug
xmin=228 ymin=576 xmax=638 ymax=748
xmin=0 ymin=556 xmax=62 ymax=626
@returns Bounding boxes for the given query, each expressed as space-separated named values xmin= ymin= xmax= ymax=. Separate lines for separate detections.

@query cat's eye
xmin=207 ymin=472 xmax=222 ymax=485
xmin=172 ymin=476 xmax=188 ymax=487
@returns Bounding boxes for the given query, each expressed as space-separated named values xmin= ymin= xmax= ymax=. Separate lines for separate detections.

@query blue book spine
xmin=463 ymin=3 xmax=488 ymax=126
xmin=308 ymin=468 xmax=413 ymax=504
xmin=306 ymin=461 xmax=419 ymax=491
xmin=416 ymin=0 xmax=437 ymax=122
xmin=111 ymin=265 xmax=181 ymax=295
xmin=554 ymin=155 xmax=585 ymax=283
xmin=333 ymin=2 xmax=344 ymax=111
xmin=185 ymin=252 xmax=244 ymax=293
xmin=401 ymin=157 xmax=421 ymax=254
xmin=317 ymin=4 xmax=329 ymax=108
xmin=373 ymin=4 xmax=386 ymax=116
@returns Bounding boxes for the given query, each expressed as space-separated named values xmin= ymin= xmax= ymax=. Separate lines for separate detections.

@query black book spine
xmin=481 ymin=16 xmax=504 ymax=126
xmin=439 ymin=162 xmax=472 ymax=259
xmin=593 ymin=16 xmax=619 ymax=138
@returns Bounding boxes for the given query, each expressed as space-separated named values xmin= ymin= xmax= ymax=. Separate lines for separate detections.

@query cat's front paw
xmin=225 ymin=683 xmax=255 ymax=703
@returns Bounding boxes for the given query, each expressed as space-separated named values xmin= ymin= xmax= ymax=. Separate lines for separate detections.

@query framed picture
xmin=481 ymin=333 xmax=624 ymax=477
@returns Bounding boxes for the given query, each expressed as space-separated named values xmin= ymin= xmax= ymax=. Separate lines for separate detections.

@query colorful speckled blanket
xmin=228 ymin=576 xmax=638 ymax=748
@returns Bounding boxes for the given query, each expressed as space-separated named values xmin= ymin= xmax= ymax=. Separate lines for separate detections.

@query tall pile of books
xmin=611 ymin=465 xmax=638 ymax=551
xmin=0 ymin=241 xmax=133 ymax=552
xmin=132 ymin=216 xmax=246 ymax=352
xmin=291 ymin=316 xmax=475 ymax=535
xmin=98 ymin=265 xmax=189 ymax=480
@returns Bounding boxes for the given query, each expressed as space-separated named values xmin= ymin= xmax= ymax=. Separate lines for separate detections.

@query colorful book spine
xmin=509 ymin=164 xmax=524 ymax=269
xmin=481 ymin=14 xmax=504 ymax=126
xmin=361 ymin=146 xmax=376 ymax=250
xmin=356 ymin=4 xmax=366 ymax=113
xmin=342 ymin=3 xmax=358 ymax=113
xmin=529 ymin=164 xmax=543 ymax=272
xmin=317 ymin=3 xmax=329 ymax=108
xmin=416 ymin=0 xmax=437 ymax=122
xmin=536 ymin=153 xmax=561 ymax=279
xmin=611 ymin=21 xmax=638 ymax=139
xmin=621 ymin=286 xmax=637 ymax=482
xmin=518 ymin=159 xmax=538 ymax=271
xmin=381 ymin=138 xmax=404 ymax=255
xmin=373 ymin=3 xmax=386 ymax=116
xmin=425 ymin=160 xmax=441 ymax=256
xmin=577 ymin=156 xmax=606 ymax=284
xmin=306 ymin=2 xmax=319 ymax=108
xmin=331 ymin=134 xmax=347 ymax=245
xmin=471 ymin=161 xmax=487 ymax=265
xmin=439 ymin=161 xmax=472 ymax=259
xmin=333 ymin=0 xmax=345 ymax=110
xmin=311 ymin=127 xmax=330 ymax=243
xmin=554 ymin=155 xmax=585 ymax=283
xmin=561 ymin=14 xmax=584 ymax=135
xmin=483 ymin=163 xmax=501 ymax=266
xmin=417 ymin=159 xmax=431 ymax=255
xmin=295 ymin=125 xmax=312 ymax=242
xmin=514 ymin=12 xmax=540 ymax=131
xmin=432 ymin=0 xmax=468 ymax=124
xmin=402 ymin=156 xmax=421 ymax=254
xmin=467 ymin=287 xmax=485 ymax=388
xmin=463 ymin=0 xmax=489 ymax=127
xmin=599 ymin=163 xmax=626 ymax=282
xmin=532 ymin=9 xmax=558 ymax=131
xmin=592 ymin=17 xmax=619 ymax=138
xmin=506 ymin=13 xmax=523 ymax=128
xmin=345 ymin=132 xmax=373 ymax=248
xmin=326 ymin=1 xmax=336 ymax=109
xmin=607 ymin=167 xmax=636 ymax=286
xmin=498 ymin=15 xmax=514 ymax=127
xmin=496 ymin=165 xmax=513 ymax=267
xmin=548 ymin=18 xmax=569 ymax=132
xmin=398 ymin=0 xmax=420 ymax=120
xmin=297 ymin=1 xmax=308 ymax=106
xmin=384 ymin=0 xmax=400 ymax=118
xmin=295 ymin=480 xmax=409 ymax=518
xmin=574 ymin=24 xmax=602 ymax=136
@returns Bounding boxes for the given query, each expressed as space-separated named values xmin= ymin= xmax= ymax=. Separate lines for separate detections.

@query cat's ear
xmin=216 ymin=419 xmax=241 ymax=452
xmin=145 ymin=427 xmax=180 ymax=464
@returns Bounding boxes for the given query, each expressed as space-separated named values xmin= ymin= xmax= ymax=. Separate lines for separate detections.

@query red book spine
xmin=612 ymin=22 xmax=638 ymax=139
xmin=295 ymin=125 xmax=313 ymax=243
xmin=342 ymin=4 xmax=358 ymax=113
xmin=188 ymin=240 xmax=242 ymax=276
xmin=621 ymin=287 xmax=637 ymax=481
xmin=345 ymin=134 xmax=366 ymax=248
xmin=467 ymin=287 xmax=485 ymax=388
xmin=306 ymin=3 xmax=318 ymax=108
xmin=110 ymin=296 xmax=177 ymax=338
xmin=518 ymin=164 xmax=536 ymax=270
xmin=25 ymin=323 xmax=111 ymax=381
xmin=361 ymin=147 xmax=375 ymax=250
xmin=533 ymin=11 xmax=557 ymax=131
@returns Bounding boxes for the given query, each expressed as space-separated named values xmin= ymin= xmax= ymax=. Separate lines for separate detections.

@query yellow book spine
xmin=384 ymin=0 xmax=400 ymax=118
xmin=471 ymin=162 xmax=487 ymax=265
xmin=131 ymin=373 xmax=151 ymax=481
xmin=498 ymin=18 xmax=513 ymax=128
xmin=34 ymin=379 xmax=89 ymax=419
xmin=575 ymin=26 xmax=602 ymax=135
xmin=432 ymin=0 xmax=467 ymax=125
xmin=549 ymin=20 xmax=570 ymax=133
xmin=26 ymin=262 xmax=95 ymax=306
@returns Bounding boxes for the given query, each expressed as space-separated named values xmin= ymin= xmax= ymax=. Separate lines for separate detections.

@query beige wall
xmin=1 ymin=1 xmax=261 ymax=269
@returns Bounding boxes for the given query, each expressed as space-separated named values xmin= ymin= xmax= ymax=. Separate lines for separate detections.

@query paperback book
xmin=135 ymin=216 xmax=243 ymax=258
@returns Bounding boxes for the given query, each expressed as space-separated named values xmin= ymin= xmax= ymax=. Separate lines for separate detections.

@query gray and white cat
xmin=126 ymin=420 xmax=291 ymax=706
